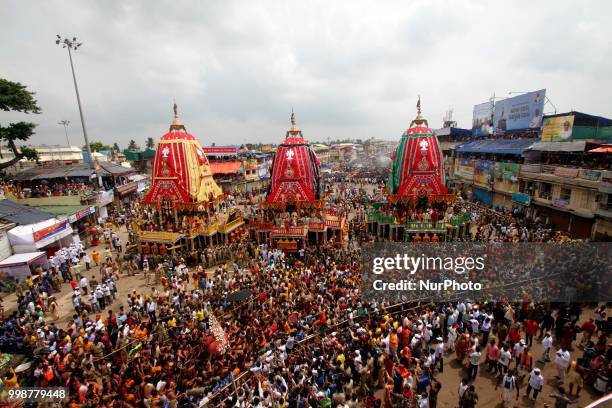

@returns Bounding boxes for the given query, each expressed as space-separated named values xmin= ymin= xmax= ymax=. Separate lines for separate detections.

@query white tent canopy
xmin=7 ymin=217 xmax=73 ymax=253
xmin=0 ymin=251 xmax=47 ymax=281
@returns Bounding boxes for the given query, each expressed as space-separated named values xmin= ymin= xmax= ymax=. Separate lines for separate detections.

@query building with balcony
xmin=517 ymin=163 xmax=603 ymax=238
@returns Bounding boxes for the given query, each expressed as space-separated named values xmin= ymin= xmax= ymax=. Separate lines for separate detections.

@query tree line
xmin=0 ymin=77 xmax=156 ymax=171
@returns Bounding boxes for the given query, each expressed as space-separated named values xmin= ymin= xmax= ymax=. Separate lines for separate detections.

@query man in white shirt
xmin=498 ymin=369 xmax=518 ymax=406
xmin=513 ymin=340 xmax=526 ymax=369
xmin=555 ymin=347 xmax=571 ymax=383
xmin=434 ymin=337 xmax=445 ymax=373
xmin=447 ymin=324 xmax=458 ymax=352
xmin=457 ymin=377 xmax=469 ymax=405
xmin=499 ymin=346 xmax=512 ymax=374
xmin=540 ymin=332 xmax=553 ymax=363
xmin=525 ymin=368 xmax=544 ymax=400
xmin=79 ymin=276 xmax=89 ymax=295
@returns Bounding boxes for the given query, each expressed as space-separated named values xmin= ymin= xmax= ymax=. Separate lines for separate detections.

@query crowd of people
xmin=1 ymin=180 xmax=94 ymax=199
xmin=0 ymin=179 xmax=608 ymax=408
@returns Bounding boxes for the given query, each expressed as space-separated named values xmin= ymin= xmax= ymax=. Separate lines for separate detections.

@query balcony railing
xmin=450 ymin=213 xmax=471 ymax=226
xmin=405 ymin=221 xmax=446 ymax=231
xmin=367 ymin=212 xmax=395 ymax=223
xmin=219 ymin=217 xmax=244 ymax=233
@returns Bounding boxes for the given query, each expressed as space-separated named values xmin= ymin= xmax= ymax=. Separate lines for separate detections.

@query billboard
xmin=455 ymin=158 xmax=474 ymax=181
xmin=472 ymin=101 xmax=494 ymax=136
xmin=473 ymin=160 xmax=495 ymax=186
xmin=494 ymin=89 xmax=546 ymax=133
xmin=541 ymin=115 xmax=575 ymax=142
xmin=33 ymin=220 xmax=70 ymax=242
xmin=495 ymin=162 xmax=520 ymax=182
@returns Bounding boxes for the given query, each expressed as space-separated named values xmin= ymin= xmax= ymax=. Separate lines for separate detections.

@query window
xmin=560 ymin=188 xmax=572 ymax=201
xmin=539 ymin=183 xmax=552 ymax=200
xmin=520 ymin=181 xmax=535 ymax=195
xmin=602 ymin=194 xmax=612 ymax=211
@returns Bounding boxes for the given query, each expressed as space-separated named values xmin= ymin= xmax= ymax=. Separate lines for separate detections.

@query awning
xmin=0 ymin=252 xmax=46 ymax=268
xmin=529 ymin=140 xmax=587 ymax=152
xmin=7 ymin=217 xmax=73 ymax=250
xmin=32 ymin=204 xmax=93 ymax=222
xmin=455 ymin=139 xmax=534 ymax=155
xmin=588 ymin=145 xmax=612 ymax=153
xmin=210 ymin=161 xmax=242 ymax=175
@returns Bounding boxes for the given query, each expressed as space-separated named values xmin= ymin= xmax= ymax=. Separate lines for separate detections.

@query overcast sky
xmin=1 ymin=1 xmax=611 ymax=148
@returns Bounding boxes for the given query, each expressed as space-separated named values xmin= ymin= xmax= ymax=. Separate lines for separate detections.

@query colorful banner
xmin=494 ymin=162 xmax=520 ymax=182
xmin=494 ymin=89 xmax=546 ymax=133
xmin=473 ymin=160 xmax=495 ymax=186
xmin=68 ymin=206 xmax=96 ymax=223
xmin=472 ymin=101 xmax=494 ymax=136
xmin=33 ymin=220 xmax=70 ymax=242
xmin=455 ymin=159 xmax=474 ymax=181
xmin=542 ymin=115 xmax=575 ymax=141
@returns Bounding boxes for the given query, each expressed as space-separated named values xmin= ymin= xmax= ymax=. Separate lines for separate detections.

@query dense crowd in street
xmin=0 ymin=180 xmax=609 ymax=408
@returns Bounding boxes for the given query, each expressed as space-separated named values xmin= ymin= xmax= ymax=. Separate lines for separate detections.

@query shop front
xmin=8 ymin=218 xmax=74 ymax=256
xmin=472 ymin=186 xmax=493 ymax=206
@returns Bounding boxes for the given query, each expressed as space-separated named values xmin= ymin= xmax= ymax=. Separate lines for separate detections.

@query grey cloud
xmin=0 ymin=0 xmax=611 ymax=148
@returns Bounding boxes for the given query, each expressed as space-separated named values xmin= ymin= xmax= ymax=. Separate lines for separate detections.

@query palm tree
xmin=127 ymin=140 xmax=139 ymax=151
xmin=146 ymin=137 xmax=155 ymax=149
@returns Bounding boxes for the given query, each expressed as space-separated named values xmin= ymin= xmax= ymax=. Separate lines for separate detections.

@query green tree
xmin=86 ymin=141 xmax=111 ymax=152
xmin=112 ymin=142 xmax=120 ymax=153
xmin=127 ymin=140 xmax=139 ymax=151
xmin=145 ymin=137 xmax=155 ymax=149
xmin=0 ymin=78 xmax=40 ymax=169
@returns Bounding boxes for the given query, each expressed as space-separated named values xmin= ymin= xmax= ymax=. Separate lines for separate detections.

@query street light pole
xmin=58 ymin=120 xmax=71 ymax=146
xmin=56 ymin=35 xmax=94 ymax=169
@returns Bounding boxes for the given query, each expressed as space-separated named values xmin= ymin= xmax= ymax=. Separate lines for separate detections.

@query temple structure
xmin=368 ymin=99 xmax=471 ymax=241
xmin=267 ymin=111 xmax=321 ymax=203
xmin=138 ymin=104 xmax=244 ymax=252
xmin=249 ymin=111 xmax=346 ymax=250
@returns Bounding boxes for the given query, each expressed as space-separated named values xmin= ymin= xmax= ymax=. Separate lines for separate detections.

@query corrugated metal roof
xmin=529 ymin=141 xmax=587 ymax=152
xmin=32 ymin=204 xmax=90 ymax=219
xmin=456 ymin=139 xmax=534 ymax=155
xmin=12 ymin=162 xmax=134 ymax=181
xmin=0 ymin=199 xmax=54 ymax=225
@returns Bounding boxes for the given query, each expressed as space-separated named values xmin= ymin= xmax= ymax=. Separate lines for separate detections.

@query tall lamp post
xmin=58 ymin=120 xmax=71 ymax=146
xmin=56 ymin=35 xmax=94 ymax=169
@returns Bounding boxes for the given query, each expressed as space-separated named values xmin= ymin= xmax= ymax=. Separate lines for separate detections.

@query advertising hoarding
xmin=494 ymin=89 xmax=546 ymax=133
xmin=472 ymin=101 xmax=494 ymax=136
xmin=473 ymin=160 xmax=495 ymax=186
xmin=33 ymin=220 xmax=70 ymax=242
xmin=455 ymin=159 xmax=474 ymax=181
xmin=541 ymin=115 xmax=575 ymax=141
xmin=495 ymin=162 xmax=520 ymax=181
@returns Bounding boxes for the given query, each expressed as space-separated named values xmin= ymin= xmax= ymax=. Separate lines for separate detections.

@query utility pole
xmin=56 ymin=35 xmax=94 ymax=169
